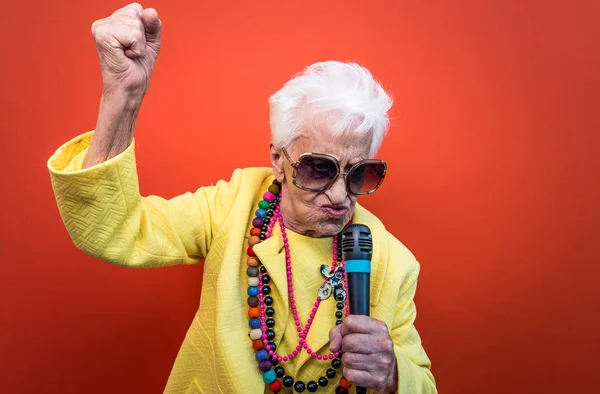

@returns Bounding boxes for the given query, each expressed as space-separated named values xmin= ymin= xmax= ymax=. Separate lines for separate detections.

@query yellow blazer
xmin=48 ymin=131 xmax=436 ymax=394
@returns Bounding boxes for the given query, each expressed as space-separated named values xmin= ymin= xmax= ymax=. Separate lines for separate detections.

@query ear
xmin=270 ymin=143 xmax=286 ymax=183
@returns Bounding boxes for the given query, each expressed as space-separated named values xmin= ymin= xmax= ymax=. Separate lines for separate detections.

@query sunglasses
xmin=282 ymin=148 xmax=387 ymax=195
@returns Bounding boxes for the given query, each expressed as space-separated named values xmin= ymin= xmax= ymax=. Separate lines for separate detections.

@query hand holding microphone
xmin=329 ymin=225 xmax=398 ymax=394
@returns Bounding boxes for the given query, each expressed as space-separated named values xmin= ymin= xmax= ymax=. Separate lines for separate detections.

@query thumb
xmin=142 ymin=8 xmax=161 ymax=42
xmin=329 ymin=325 xmax=342 ymax=353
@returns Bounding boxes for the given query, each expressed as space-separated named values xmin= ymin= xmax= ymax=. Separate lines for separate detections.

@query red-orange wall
xmin=1 ymin=1 xmax=598 ymax=393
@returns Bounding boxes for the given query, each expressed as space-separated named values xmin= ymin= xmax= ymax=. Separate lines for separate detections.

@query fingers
xmin=328 ymin=316 xmax=396 ymax=392
xmin=343 ymin=368 xmax=376 ymax=387
xmin=142 ymin=8 xmax=161 ymax=44
xmin=343 ymin=367 xmax=392 ymax=392
xmin=89 ymin=2 xmax=159 ymax=96
xmin=329 ymin=324 xmax=343 ymax=353
xmin=339 ymin=315 xmax=382 ymax=336
xmin=113 ymin=2 xmax=143 ymax=18
xmin=142 ymin=8 xmax=161 ymax=33
xmin=92 ymin=3 xmax=155 ymax=59
xmin=342 ymin=351 xmax=395 ymax=372
xmin=330 ymin=315 xmax=390 ymax=353
xmin=341 ymin=333 xmax=383 ymax=354
xmin=93 ymin=21 xmax=147 ymax=58
xmin=341 ymin=352 xmax=371 ymax=370
xmin=341 ymin=351 xmax=397 ymax=392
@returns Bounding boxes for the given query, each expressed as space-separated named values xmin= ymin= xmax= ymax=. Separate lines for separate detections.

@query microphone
xmin=341 ymin=224 xmax=372 ymax=394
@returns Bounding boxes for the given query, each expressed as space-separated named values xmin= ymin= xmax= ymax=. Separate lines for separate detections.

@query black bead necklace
xmin=246 ymin=181 xmax=352 ymax=393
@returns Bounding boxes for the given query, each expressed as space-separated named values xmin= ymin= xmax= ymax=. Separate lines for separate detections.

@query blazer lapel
xmin=253 ymin=230 xmax=290 ymax=345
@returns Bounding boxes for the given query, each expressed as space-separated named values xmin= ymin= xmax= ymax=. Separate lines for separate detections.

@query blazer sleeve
xmin=47 ymin=131 xmax=244 ymax=268
xmin=391 ymin=260 xmax=438 ymax=394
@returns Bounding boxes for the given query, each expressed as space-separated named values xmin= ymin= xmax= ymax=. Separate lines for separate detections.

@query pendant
xmin=319 ymin=265 xmax=346 ymax=300
xmin=318 ymin=283 xmax=333 ymax=300
xmin=334 ymin=287 xmax=347 ymax=302
xmin=320 ymin=264 xmax=332 ymax=278
xmin=334 ymin=269 xmax=343 ymax=280
xmin=328 ymin=276 xmax=341 ymax=288
xmin=329 ymin=267 xmax=344 ymax=288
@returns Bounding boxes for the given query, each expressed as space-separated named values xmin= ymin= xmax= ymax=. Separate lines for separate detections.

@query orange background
xmin=1 ymin=1 xmax=598 ymax=393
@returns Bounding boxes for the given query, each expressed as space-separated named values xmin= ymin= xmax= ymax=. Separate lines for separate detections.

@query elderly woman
xmin=48 ymin=4 xmax=436 ymax=394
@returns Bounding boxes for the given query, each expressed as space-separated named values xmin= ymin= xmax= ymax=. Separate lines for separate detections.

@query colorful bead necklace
xmin=246 ymin=180 xmax=353 ymax=393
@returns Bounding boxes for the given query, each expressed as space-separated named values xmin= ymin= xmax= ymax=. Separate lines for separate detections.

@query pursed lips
xmin=322 ymin=205 xmax=348 ymax=219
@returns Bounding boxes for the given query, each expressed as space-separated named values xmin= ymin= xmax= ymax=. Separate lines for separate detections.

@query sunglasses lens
xmin=348 ymin=162 xmax=386 ymax=194
xmin=296 ymin=156 xmax=338 ymax=190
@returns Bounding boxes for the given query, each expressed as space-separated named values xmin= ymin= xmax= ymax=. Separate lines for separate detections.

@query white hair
xmin=268 ymin=61 xmax=393 ymax=158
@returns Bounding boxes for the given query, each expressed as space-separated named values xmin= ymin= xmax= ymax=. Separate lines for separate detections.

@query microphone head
xmin=341 ymin=224 xmax=372 ymax=262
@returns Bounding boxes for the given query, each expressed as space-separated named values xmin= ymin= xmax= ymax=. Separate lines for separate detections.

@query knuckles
xmin=342 ymin=354 xmax=394 ymax=391
xmin=91 ymin=19 xmax=102 ymax=36
xmin=91 ymin=12 xmax=144 ymax=40
xmin=341 ymin=335 xmax=352 ymax=352
xmin=341 ymin=352 xmax=355 ymax=366
xmin=91 ymin=17 xmax=145 ymax=45
xmin=373 ymin=318 xmax=388 ymax=333
xmin=373 ymin=375 xmax=388 ymax=390
xmin=113 ymin=2 xmax=143 ymax=18
xmin=382 ymin=336 xmax=394 ymax=354
xmin=342 ymin=367 xmax=357 ymax=384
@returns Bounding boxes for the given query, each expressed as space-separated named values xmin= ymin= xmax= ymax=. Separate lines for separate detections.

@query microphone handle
xmin=346 ymin=264 xmax=370 ymax=394
xmin=347 ymin=271 xmax=370 ymax=316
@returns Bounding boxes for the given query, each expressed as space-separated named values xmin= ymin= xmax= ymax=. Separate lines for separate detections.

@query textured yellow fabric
xmin=48 ymin=132 xmax=437 ymax=394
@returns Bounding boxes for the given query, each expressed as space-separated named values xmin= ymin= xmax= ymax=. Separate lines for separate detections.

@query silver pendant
xmin=334 ymin=269 xmax=343 ymax=280
xmin=320 ymin=265 xmax=346 ymax=300
xmin=334 ymin=287 xmax=347 ymax=302
xmin=318 ymin=283 xmax=333 ymax=300
xmin=329 ymin=276 xmax=341 ymax=288
xmin=320 ymin=264 xmax=332 ymax=278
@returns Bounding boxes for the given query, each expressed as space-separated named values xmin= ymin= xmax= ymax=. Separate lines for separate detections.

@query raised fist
xmin=91 ymin=3 xmax=161 ymax=97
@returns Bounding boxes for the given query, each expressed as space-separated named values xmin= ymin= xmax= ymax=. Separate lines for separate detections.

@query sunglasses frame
xmin=281 ymin=148 xmax=387 ymax=195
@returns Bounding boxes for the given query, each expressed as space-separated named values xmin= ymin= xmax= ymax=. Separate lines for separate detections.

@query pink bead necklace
xmin=246 ymin=182 xmax=353 ymax=393
xmin=258 ymin=203 xmax=350 ymax=363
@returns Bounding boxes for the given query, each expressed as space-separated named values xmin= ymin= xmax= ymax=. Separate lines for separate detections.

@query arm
xmin=83 ymin=3 xmax=162 ymax=168
xmin=82 ymin=93 xmax=141 ymax=168
xmin=48 ymin=132 xmax=244 ymax=268
xmin=48 ymin=4 xmax=207 ymax=267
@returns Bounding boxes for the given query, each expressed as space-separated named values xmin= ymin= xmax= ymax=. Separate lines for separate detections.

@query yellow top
xmin=47 ymin=131 xmax=437 ymax=394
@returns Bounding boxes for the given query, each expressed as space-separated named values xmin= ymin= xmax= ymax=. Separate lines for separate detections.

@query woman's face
xmin=270 ymin=118 xmax=372 ymax=238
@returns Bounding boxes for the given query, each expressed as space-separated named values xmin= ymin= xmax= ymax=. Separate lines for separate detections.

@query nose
xmin=325 ymin=174 xmax=348 ymax=205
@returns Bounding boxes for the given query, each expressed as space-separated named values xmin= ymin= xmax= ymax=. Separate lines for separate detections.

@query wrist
xmin=94 ymin=93 xmax=141 ymax=142
xmin=100 ymin=87 xmax=145 ymax=110
xmin=82 ymin=92 xmax=142 ymax=168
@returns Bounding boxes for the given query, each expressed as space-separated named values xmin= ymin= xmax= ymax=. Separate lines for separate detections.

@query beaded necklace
xmin=246 ymin=180 xmax=353 ymax=393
